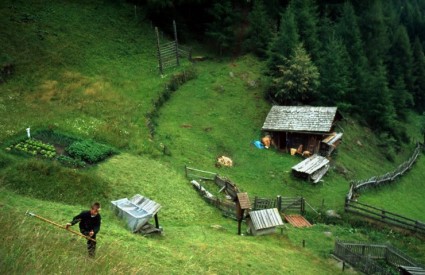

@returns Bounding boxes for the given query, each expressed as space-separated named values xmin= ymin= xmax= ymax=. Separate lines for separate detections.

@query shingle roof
xmin=262 ymin=106 xmax=338 ymax=133
xmin=236 ymin=192 xmax=251 ymax=210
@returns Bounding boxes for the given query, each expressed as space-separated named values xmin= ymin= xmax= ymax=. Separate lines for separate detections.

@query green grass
xmin=1 ymin=0 xmax=425 ymax=273
xmin=154 ymin=55 xmax=424 ymax=217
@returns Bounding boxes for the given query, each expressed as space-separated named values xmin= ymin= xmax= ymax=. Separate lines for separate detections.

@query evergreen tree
xmin=318 ymin=36 xmax=353 ymax=111
xmin=267 ymin=6 xmax=299 ymax=76
xmin=243 ymin=0 xmax=272 ymax=58
xmin=272 ymin=43 xmax=320 ymax=104
xmin=391 ymin=76 xmax=413 ymax=119
xmin=366 ymin=62 xmax=396 ymax=131
xmin=360 ymin=0 xmax=390 ymax=67
xmin=335 ymin=2 xmax=370 ymax=113
xmin=387 ymin=25 xmax=414 ymax=91
xmin=412 ymin=37 xmax=425 ymax=111
xmin=206 ymin=1 xmax=235 ymax=56
xmin=292 ymin=0 xmax=321 ymax=61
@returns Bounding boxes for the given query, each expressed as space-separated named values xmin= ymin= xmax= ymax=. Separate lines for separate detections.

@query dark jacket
xmin=70 ymin=211 xmax=101 ymax=235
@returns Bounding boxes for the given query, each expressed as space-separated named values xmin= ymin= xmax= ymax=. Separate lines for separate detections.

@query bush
xmin=66 ymin=140 xmax=117 ymax=164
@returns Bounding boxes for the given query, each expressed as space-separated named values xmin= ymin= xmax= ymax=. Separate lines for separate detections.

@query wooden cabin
xmin=262 ymin=106 xmax=343 ymax=155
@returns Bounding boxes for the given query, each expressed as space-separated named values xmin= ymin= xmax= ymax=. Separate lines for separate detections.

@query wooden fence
xmin=186 ymin=166 xmax=240 ymax=219
xmin=155 ymin=21 xmax=192 ymax=74
xmin=345 ymin=200 xmax=425 ymax=234
xmin=352 ymin=143 xmax=422 ymax=192
xmin=333 ymin=241 xmax=424 ymax=275
xmin=253 ymin=196 xmax=305 ymax=215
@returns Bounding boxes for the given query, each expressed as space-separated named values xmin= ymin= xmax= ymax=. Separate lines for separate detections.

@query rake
xmin=25 ymin=210 xmax=96 ymax=242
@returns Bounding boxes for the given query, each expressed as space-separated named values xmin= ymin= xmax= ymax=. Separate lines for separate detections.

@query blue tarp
xmin=253 ymin=140 xmax=264 ymax=149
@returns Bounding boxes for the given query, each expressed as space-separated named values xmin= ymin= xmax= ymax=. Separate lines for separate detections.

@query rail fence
xmin=344 ymin=200 xmax=425 ymax=234
xmin=345 ymin=143 xmax=425 ymax=234
xmin=333 ymin=240 xmax=424 ymax=275
xmin=352 ymin=143 xmax=422 ymax=192
xmin=253 ymin=196 xmax=305 ymax=215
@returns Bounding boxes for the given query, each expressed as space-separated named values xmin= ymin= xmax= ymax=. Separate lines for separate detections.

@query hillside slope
xmin=1 ymin=0 xmax=424 ymax=273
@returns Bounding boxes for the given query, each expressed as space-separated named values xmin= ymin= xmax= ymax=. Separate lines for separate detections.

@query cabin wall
xmin=271 ymin=132 xmax=323 ymax=154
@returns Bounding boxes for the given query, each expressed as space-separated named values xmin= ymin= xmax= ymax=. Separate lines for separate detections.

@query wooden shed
xmin=262 ymin=106 xmax=343 ymax=155
xmin=246 ymin=208 xmax=284 ymax=236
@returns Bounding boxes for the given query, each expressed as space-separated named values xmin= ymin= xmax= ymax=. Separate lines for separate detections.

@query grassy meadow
xmin=1 ymin=0 xmax=425 ymax=273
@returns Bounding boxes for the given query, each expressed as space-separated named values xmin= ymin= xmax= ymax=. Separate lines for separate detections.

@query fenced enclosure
xmin=345 ymin=200 xmax=425 ymax=234
xmin=352 ymin=143 xmax=422 ymax=192
xmin=185 ymin=166 xmax=240 ymax=219
xmin=333 ymin=241 xmax=424 ymax=275
xmin=155 ymin=21 xmax=192 ymax=74
xmin=185 ymin=167 xmax=311 ymax=220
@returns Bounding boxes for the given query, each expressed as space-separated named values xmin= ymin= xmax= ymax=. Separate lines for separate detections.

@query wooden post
xmin=302 ymin=240 xmax=305 ymax=247
xmin=154 ymin=213 xmax=159 ymax=229
xmin=342 ymin=261 xmax=346 ymax=271
xmin=254 ymin=196 xmax=258 ymax=210
xmin=301 ymin=197 xmax=305 ymax=215
xmin=185 ymin=165 xmax=188 ymax=178
xmin=134 ymin=5 xmax=137 ymax=20
xmin=277 ymin=195 xmax=282 ymax=212
xmin=155 ymin=27 xmax=163 ymax=75
xmin=173 ymin=20 xmax=180 ymax=66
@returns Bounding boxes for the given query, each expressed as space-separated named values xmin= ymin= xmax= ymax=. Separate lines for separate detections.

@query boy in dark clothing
xmin=66 ymin=202 xmax=101 ymax=257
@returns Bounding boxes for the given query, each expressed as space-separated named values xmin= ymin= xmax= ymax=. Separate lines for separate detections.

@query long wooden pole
xmin=25 ymin=211 xmax=96 ymax=242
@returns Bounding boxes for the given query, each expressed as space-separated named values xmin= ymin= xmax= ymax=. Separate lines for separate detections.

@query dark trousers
xmin=81 ymin=231 xmax=97 ymax=257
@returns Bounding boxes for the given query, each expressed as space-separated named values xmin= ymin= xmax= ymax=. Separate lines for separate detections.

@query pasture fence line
xmin=333 ymin=240 xmax=424 ymax=275
xmin=352 ymin=142 xmax=422 ymax=193
xmin=344 ymin=200 xmax=425 ymax=234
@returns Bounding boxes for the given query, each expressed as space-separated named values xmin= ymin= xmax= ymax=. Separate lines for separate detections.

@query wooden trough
xmin=292 ymin=154 xmax=330 ymax=183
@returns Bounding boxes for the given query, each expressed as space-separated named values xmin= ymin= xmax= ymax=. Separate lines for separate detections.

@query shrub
xmin=66 ymin=140 xmax=117 ymax=164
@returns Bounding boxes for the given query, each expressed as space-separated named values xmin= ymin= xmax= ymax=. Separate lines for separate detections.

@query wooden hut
xmin=246 ymin=208 xmax=284 ymax=236
xmin=262 ymin=106 xmax=343 ymax=155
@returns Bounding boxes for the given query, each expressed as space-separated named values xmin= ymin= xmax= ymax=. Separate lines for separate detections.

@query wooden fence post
xmin=173 ymin=20 xmax=179 ymax=66
xmin=155 ymin=27 xmax=163 ymax=75
xmin=301 ymin=197 xmax=305 ymax=215
xmin=277 ymin=195 xmax=282 ymax=212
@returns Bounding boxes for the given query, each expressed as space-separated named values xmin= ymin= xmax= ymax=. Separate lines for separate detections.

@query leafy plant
xmin=8 ymin=139 xmax=56 ymax=159
xmin=66 ymin=140 xmax=117 ymax=164
xmin=57 ymin=155 xmax=86 ymax=168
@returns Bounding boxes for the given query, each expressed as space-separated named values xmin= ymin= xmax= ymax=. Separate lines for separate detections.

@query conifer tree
xmin=335 ymin=2 xmax=369 ymax=113
xmin=387 ymin=25 xmax=414 ymax=92
xmin=243 ymin=0 xmax=272 ymax=58
xmin=206 ymin=1 xmax=235 ymax=56
xmin=366 ymin=62 xmax=396 ymax=131
xmin=292 ymin=0 xmax=321 ymax=61
xmin=267 ymin=6 xmax=299 ymax=76
xmin=391 ymin=76 xmax=413 ymax=119
xmin=412 ymin=37 xmax=425 ymax=111
xmin=360 ymin=0 xmax=390 ymax=67
xmin=318 ymin=36 xmax=353 ymax=111
xmin=272 ymin=43 xmax=320 ymax=104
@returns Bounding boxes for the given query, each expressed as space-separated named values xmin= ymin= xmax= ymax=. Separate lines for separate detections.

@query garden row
xmin=4 ymin=128 xmax=117 ymax=168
